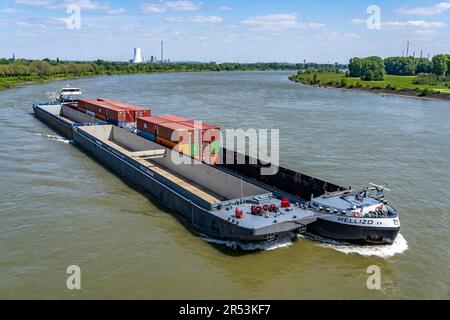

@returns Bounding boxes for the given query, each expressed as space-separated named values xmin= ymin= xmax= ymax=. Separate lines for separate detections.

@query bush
xmin=385 ymin=84 xmax=396 ymax=90
xmin=339 ymin=79 xmax=348 ymax=87
xmin=419 ymin=88 xmax=433 ymax=96
xmin=413 ymin=73 xmax=439 ymax=85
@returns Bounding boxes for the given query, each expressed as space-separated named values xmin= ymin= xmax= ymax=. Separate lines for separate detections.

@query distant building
xmin=133 ymin=48 xmax=143 ymax=64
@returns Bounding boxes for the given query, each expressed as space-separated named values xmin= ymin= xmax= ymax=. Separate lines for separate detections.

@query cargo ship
xmin=32 ymin=87 xmax=400 ymax=245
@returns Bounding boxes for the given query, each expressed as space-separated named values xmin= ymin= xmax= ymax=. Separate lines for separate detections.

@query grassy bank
xmin=0 ymin=74 xmax=94 ymax=90
xmin=289 ymin=71 xmax=450 ymax=100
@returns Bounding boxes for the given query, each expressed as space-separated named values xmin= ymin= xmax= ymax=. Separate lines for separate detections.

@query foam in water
xmin=301 ymin=233 xmax=408 ymax=258
xmin=202 ymin=232 xmax=408 ymax=257
xmin=201 ymin=233 xmax=295 ymax=251
xmin=36 ymin=133 xmax=71 ymax=144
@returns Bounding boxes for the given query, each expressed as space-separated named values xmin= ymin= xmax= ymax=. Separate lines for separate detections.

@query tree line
xmin=0 ymin=58 xmax=310 ymax=78
xmin=349 ymin=54 xmax=450 ymax=81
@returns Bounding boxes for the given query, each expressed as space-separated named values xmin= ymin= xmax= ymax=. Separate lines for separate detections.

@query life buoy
xmin=263 ymin=205 xmax=269 ymax=211
xmin=353 ymin=211 xmax=361 ymax=217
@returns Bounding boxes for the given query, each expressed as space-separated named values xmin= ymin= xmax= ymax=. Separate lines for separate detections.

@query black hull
xmin=307 ymin=218 xmax=400 ymax=245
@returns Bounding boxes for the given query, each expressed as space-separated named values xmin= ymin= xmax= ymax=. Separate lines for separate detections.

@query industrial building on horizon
xmin=131 ymin=41 xmax=170 ymax=64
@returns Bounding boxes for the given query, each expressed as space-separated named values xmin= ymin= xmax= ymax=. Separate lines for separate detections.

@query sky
xmin=1 ymin=0 xmax=450 ymax=63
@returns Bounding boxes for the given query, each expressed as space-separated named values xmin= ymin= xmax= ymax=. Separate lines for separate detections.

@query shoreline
xmin=290 ymin=79 xmax=450 ymax=102
xmin=0 ymin=69 xmax=294 ymax=92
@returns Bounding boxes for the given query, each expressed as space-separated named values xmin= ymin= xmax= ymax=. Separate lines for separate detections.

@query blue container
xmin=137 ymin=130 xmax=156 ymax=141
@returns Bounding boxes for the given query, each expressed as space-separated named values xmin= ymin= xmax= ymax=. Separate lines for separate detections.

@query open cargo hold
xmin=217 ymin=148 xmax=346 ymax=201
xmin=74 ymin=125 xmax=269 ymax=210
xmin=98 ymin=98 xmax=151 ymax=121
xmin=32 ymin=103 xmax=106 ymax=139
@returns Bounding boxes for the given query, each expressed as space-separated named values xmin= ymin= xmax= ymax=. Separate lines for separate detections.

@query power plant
xmin=131 ymin=42 xmax=168 ymax=64
xmin=133 ymin=48 xmax=143 ymax=64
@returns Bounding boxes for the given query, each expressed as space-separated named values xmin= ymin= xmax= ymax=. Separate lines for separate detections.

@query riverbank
xmin=0 ymin=74 xmax=96 ymax=91
xmin=0 ymin=61 xmax=302 ymax=92
xmin=289 ymin=72 xmax=450 ymax=101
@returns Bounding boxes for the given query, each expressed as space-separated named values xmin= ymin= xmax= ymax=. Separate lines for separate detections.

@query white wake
xmin=36 ymin=133 xmax=71 ymax=144
xmin=202 ymin=232 xmax=408 ymax=257
xmin=201 ymin=233 xmax=295 ymax=251
xmin=301 ymin=233 xmax=408 ymax=258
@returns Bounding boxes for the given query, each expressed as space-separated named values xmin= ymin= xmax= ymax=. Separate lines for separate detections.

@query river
xmin=0 ymin=71 xmax=448 ymax=299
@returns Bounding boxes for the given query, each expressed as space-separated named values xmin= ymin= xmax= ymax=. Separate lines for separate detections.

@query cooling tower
xmin=133 ymin=48 xmax=143 ymax=64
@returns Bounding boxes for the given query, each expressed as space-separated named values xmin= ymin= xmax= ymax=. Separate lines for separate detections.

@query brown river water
xmin=0 ymin=71 xmax=448 ymax=299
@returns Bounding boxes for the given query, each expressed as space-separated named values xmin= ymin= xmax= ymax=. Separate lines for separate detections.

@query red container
xmin=78 ymin=98 xmax=130 ymax=122
xmin=99 ymin=98 xmax=151 ymax=122
xmin=136 ymin=116 xmax=173 ymax=135
xmin=158 ymin=115 xmax=190 ymax=123
xmin=179 ymin=120 xmax=220 ymax=142
xmin=157 ymin=122 xmax=194 ymax=144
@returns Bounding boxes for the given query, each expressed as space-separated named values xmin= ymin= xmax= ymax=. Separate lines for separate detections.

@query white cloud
xmin=349 ymin=18 xmax=365 ymax=24
xmin=14 ymin=0 xmax=125 ymax=14
xmin=60 ymin=0 xmax=124 ymax=14
xmin=166 ymin=15 xmax=222 ymax=24
xmin=381 ymin=20 xmax=446 ymax=29
xmin=142 ymin=1 xmax=200 ymax=13
xmin=14 ymin=0 xmax=53 ymax=5
xmin=241 ymin=13 xmax=324 ymax=30
xmin=16 ymin=21 xmax=47 ymax=28
xmin=219 ymin=6 xmax=232 ymax=11
xmin=396 ymin=2 xmax=450 ymax=16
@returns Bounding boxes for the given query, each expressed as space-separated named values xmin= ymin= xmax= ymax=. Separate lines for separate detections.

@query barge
xmin=34 ymin=102 xmax=318 ymax=242
xmin=32 ymin=89 xmax=401 ymax=245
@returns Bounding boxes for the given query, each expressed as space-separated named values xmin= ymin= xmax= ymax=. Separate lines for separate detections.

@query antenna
xmin=240 ymin=177 xmax=243 ymax=204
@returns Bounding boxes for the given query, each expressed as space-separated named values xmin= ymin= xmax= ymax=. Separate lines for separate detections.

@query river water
xmin=0 ymin=71 xmax=448 ymax=299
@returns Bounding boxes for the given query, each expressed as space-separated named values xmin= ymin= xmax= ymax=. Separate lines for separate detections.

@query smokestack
xmin=420 ymin=50 xmax=423 ymax=58
xmin=406 ymin=40 xmax=410 ymax=57
xmin=161 ymin=40 xmax=164 ymax=63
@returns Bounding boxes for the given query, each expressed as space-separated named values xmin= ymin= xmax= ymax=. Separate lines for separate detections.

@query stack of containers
xmin=76 ymin=98 xmax=151 ymax=127
xmin=78 ymin=98 xmax=127 ymax=123
xmin=98 ymin=99 xmax=151 ymax=122
xmin=136 ymin=116 xmax=172 ymax=141
xmin=180 ymin=120 xmax=221 ymax=164
xmin=156 ymin=122 xmax=199 ymax=157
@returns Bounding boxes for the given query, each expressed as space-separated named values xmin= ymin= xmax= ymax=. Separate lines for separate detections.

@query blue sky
xmin=1 ymin=0 xmax=449 ymax=62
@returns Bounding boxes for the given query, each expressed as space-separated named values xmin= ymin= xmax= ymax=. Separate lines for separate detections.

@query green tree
xmin=30 ymin=60 xmax=52 ymax=76
xmin=349 ymin=57 xmax=364 ymax=77
xmin=432 ymin=54 xmax=448 ymax=76
xmin=416 ymin=58 xmax=432 ymax=74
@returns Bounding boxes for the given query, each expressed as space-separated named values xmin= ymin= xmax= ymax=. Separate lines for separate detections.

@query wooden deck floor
xmin=105 ymin=138 xmax=225 ymax=204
